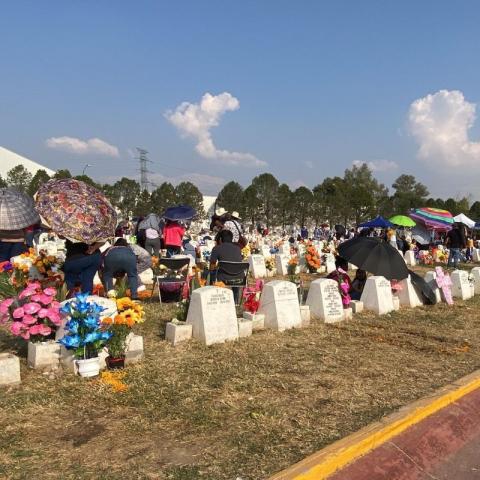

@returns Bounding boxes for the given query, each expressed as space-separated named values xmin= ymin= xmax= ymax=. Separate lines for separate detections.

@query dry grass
xmin=1 ymin=268 xmax=480 ymax=480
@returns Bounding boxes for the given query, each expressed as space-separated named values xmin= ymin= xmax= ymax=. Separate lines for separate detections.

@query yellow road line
xmin=269 ymin=373 xmax=480 ymax=480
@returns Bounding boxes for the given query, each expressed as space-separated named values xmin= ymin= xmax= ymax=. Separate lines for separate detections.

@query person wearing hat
xmin=210 ymin=207 xmax=226 ymax=233
xmin=223 ymin=212 xmax=243 ymax=245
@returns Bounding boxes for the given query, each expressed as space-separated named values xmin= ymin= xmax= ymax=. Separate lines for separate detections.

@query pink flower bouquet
xmin=0 ymin=282 xmax=61 ymax=342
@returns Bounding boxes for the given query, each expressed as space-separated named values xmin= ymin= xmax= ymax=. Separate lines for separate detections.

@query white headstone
xmin=278 ymin=243 xmax=290 ymax=255
xmin=0 ymin=353 xmax=21 ymax=386
xmin=397 ymin=276 xmax=423 ymax=308
xmin=360 ymin=276 xmax=395 ymax=315
xmin=165 ymin=322 xmax=192 ymax=346
xmin=471 ymin=267 xmax=480 ymax=295
xmin=275 ymin=254 xmax=289 ymax=276
xmin=262 ymin=245 xmax=272 ymax=258
xmin=424 ymin=271 xmax=442 ymax=303
xmin=186 ymin=286 xmax=239 ymax=345
xmin=473 ymin=249 xmax=480 ymax=263
xmin=306 ymin=279 xmax=344 ymax=323
xmin=248 ymin=255 xmax=267 ymax=279
xmin=325 ymin=254 xmax=336 ymax=274
xmin=258 ymin=280 xmax=302 ymax=331
xmin=404 ymin=251 xmax=416 ymax=266
xmin=451 ymin=270 xmax=473 ymax=300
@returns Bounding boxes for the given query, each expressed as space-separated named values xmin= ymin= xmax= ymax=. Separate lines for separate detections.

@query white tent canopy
xmin=0 ymin=146 xmax=55 ymax=177
xmin=453 ymin=213 xmax=475 ymax=228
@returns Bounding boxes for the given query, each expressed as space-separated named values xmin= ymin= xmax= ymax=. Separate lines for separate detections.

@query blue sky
xmin=1 ymin=1 xmax=480 ymax=198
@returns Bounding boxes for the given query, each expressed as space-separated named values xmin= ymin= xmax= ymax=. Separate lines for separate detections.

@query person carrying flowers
xmin=327 ymin=256 xmax=352 ymax=308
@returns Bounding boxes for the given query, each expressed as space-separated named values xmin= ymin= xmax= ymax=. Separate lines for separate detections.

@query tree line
xmin=2 ymin=163 xmax=479 ymax=226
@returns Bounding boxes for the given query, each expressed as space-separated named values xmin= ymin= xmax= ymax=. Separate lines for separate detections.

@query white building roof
xmin=0 ymin=146 xmax=55 ymax=177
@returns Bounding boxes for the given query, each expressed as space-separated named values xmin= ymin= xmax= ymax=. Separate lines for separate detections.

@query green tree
xmin=216 ymin=181 xmax=244 ymax=213
xmin=292 ymin=186 xmax=313 ymax=226
xmin=275 ymin=183 xmax=294 ymax=229
xmin=453 ymin=197 xmax=470 ymax=215
xmin=243 ymin=185 xmax=260 ymax=226
xmin=250 ymin=173 xmax=279 ymax=227
xmin=6 ymin=165 xmax=33 ymax=192
xmin=0 ymin=175 xmax=6 ymax=188
xmin=312 ymin=177 xmax=346 ymax=225
xmin=343 ymin=164 xmax=388 ymax=224
xmin=175 ymin=181 xmax=204 ymax=218
xmin=469 ymin=201 xmax=480 ymax=220
xmin=391 ymin=174 xmax=429 ymax=214
xmin=134 ymin=190 xmax=152 ymax=217
xmin=108 ymin=178 xmax=141 ymax=217
xmin=28 ymin=169 xmax=51 ymax=196
xmin=444 ymin=198 xmax=457 ymax=214
xmin=53 ymin=169 xmax=72 ymax=179
xmin=74 ymin=174 xmax=101 ymax=189
xmin=150 ymin=182 xmax=178 ymax=215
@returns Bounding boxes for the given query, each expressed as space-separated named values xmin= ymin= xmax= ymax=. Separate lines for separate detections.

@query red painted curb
xmin=328 ymin=387 xmax=480 ymax=479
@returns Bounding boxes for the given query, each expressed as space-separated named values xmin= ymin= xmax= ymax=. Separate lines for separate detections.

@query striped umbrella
xmin=409 ymin=207 xmax=453 ymax=230
xmin=0 ymin=188 xmax=40 ymax=230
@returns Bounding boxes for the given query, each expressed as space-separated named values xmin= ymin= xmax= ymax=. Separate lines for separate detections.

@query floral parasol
xmin=35 ymin=179 xmax=117 ymax=243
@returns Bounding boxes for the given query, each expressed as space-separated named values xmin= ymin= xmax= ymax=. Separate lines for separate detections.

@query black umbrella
xmin=334 ymin=224 xmax=346 ymax=236
xmin=338 ymin=237 xmax=409 ymax=280
xmin=408 ymin=270 xmax=437 ymax=305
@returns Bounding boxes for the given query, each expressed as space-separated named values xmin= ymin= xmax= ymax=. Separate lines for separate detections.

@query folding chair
xmin=155 ymin=257 xmax=190 ymax=303
xmin=216 ymin=261 xmax=250 ymax=305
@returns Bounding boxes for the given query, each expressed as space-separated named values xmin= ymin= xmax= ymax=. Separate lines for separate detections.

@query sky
xmin=1 ymin=1 xmax=480 ymax=199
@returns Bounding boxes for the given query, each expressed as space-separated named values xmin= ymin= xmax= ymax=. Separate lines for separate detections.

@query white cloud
xmin=165 ymin=92 xmax=266 ymax=167
xmin=45 ymin=136 xmax=119 ymax=157
xmin=408 ymin=89 xmax=480 ymax=167
xmin=352 ymin=159 xmax=398 ymax=172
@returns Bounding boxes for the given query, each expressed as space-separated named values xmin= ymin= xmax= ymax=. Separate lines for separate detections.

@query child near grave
xmin=350 ymin=269 xmax=367 ymax=300
xmin=466 ymin=236 xmax=474 ymax=263
xmin=327 ymin=257 xmax=352 ymax=308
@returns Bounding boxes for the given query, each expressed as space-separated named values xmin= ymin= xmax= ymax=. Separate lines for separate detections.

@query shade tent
xmin=409 ymin=208 xmax=453 ymax=231
xmin=358 ymin=216 xmax=394 ymax=228
xmin=453 ymin=213 xmax=475 ymax=228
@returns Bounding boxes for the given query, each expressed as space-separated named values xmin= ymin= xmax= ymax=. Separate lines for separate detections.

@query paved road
xmin=329 ymin=388 xmax=480 ymax=480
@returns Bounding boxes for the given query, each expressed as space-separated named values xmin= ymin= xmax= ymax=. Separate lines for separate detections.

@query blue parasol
xmin=163 ymin=205 xmax=196 ymax=221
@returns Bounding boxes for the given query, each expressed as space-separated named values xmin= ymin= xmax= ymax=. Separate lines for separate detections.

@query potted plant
xmin=58 ymin=293 xmax=113 ymax=377
xmin=102 ymin=297 xmax=145 ymax=369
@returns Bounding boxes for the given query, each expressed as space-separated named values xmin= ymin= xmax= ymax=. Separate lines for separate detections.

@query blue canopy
xmin=358 ymin=216 xmax=394 ymax=228
xmin=163 ymin=205 xmax=196 ymax=221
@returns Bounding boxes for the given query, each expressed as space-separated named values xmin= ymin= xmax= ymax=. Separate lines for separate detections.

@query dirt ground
xmin=1 ymin=267 xmax=480 ymax=480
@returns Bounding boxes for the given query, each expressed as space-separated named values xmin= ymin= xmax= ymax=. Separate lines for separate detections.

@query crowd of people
xmin=1 ymin=202 xmax=478 ymax=304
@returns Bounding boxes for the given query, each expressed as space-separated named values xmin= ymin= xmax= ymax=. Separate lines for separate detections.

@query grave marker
xmin=186 ymin=286 xmax=239 ymax=345
xmin=360 ymin=276 xmax=394 ymax=315
xmin=397 ymin=276 xmax=423 ymax=308
xmin=451 ymin=270 xmax=473 ymax=300
xmin=306 ymin=279 xmax=344 ymax=323
xmin=248 ymin=255 xmax=267 ymax=279
xmin=258 ymin=280 xmax=302 ymax=331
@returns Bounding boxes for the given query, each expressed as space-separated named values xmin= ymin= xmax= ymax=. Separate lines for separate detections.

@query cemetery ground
xmin=2 ymin=267 xmax=480 ymax=480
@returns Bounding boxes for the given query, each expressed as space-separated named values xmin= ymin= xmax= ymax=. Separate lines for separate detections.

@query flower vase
xmin=76 ymin=357 xmax=101 ymax=378
xmin=106 ymin=355 xmax=125 ymax=370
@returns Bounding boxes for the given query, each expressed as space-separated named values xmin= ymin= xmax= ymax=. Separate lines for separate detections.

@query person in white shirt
xmin=138 ymin=213 xmax=161 ymax=256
